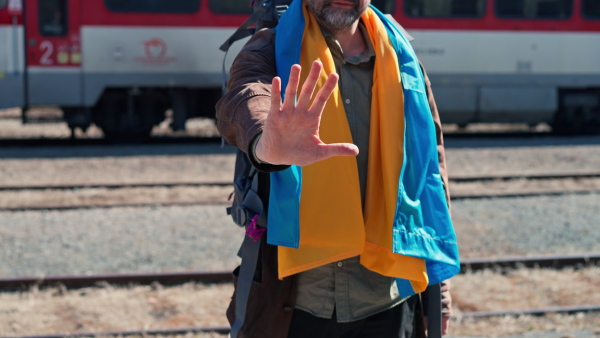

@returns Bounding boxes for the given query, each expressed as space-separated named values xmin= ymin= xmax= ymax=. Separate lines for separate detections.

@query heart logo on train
xmin=135 ymin=37 xmax=176 ymax=66
xmin=144 ymin=38 xmax=167 ymax=60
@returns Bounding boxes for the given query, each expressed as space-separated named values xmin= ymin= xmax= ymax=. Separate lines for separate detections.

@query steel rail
xmin=10 ymin=326 xmax=231 ymax=338
xmin=1 ymin=189 xmax=598 ymax=211
xmin=1 ymin=253 xmax=597 ymax=291
xmin=450 ymin=172 xmax=600 ymax=182
xmin=460 ymin=253 xmax=600 ymax=273
xmin=3 ymin=172 xmax=600 ymax=191
xmin=0 ymin=181 xmax=232 ymax=191
xmin=8 ymin=305 xmax=600 ymax=338
xmin=0 ymin=201 xmax=230 ymax=212
xmin=0 ymin=270 xmax=232 ymax=290
xmin=0 ymin=136 xmax=222 ymax=147
xmin=461 ymin=304 xmax=600 ymax=318
xmin=450 ymin=187 xmax=600 ymax=200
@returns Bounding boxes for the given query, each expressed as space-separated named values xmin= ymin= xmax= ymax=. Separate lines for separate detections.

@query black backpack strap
xmin=219 ymin=0 xmax=273 ymax=52
xmin=230 ymin=233 xmax=262 ymax=338
xmin=229 ymin=169 xmax=267 ymax=228
xmin=229 ymin=161 xmax=267 ymax=338
xmin=426 ymin=283 xmax=442 ymax=338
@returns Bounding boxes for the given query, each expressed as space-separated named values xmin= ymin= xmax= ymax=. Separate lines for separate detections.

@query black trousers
xmin=287 ymin=294 xmax=424 ymax=338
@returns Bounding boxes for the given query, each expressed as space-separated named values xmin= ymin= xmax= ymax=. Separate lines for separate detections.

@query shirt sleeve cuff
xmin=247 ymin=133 xmax=291 ymax=173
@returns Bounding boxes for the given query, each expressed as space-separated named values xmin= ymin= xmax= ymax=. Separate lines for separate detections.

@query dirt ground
xmin=1 ymin=108 xmax=599 ymax=337
xmin=0 ymin=186 xmax=232 ymax=209
xmin=0 ymin=266 xmax=598 ymax=337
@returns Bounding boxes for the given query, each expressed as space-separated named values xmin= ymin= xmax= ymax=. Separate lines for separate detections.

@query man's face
xmin=305 ymin=0 xmax=370 ymax=32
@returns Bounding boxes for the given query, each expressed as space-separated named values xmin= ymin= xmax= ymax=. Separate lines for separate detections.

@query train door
xmin=0 ymin=0 xmax=25 ymax=109
xmin=24 ymin=0 xmax=82 ymax=107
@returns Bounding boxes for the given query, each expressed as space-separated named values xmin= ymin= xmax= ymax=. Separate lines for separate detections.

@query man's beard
xmin=309 ymin=0 xmax=360 ymax=31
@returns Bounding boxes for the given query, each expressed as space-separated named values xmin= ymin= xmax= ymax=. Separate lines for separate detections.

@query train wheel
xmin=92 ymin=89 xmax=161 ymax=141
xmin=553 ymin=91 xmax=600 ymax=135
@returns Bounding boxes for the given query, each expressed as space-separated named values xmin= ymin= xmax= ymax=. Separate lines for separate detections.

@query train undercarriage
xmin=553 ymin=88 xmax=600 ymax=134
xmin=37 ymin=87 xmax=222 ymax=140
xmin=19 ymin=86 xmax=600 ymax=138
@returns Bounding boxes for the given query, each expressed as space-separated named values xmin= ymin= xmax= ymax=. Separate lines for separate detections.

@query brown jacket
xmin=216 ymin=27 xmax=453 ymax=338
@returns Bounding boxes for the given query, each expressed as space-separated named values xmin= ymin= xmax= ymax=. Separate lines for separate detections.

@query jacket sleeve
xmin=420 ymin=64 xmax=453 ymax=317
xmin=421 ymin=63 xmax=451 ymax=208
xmin=215 ymin=28 xmax=290 ymax=173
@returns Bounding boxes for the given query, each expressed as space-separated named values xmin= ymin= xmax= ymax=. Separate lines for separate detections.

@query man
xmin=216 ymin=0 xmax=460 ymax=336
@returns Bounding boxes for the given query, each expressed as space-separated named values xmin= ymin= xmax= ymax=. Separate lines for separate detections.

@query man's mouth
xmin=327 ymin=0 xmax=356 ymax=9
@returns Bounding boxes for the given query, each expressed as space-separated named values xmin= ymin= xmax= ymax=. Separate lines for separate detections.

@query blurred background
xmin=0 ymin=0 xmax=599 ymax=337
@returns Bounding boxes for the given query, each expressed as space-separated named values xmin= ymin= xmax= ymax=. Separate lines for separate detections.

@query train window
xmin=582 ymin=0 xmax=600 ymax=19
xmin=496 ymin=0 xmax=574 ymax=19
xmin=0 ymin=0 xmax=6 ymax=9
xmin=209 ymin=0 xmax=253 ymax=14
xmin=104 ymin=0 xmax=200 ymax=14
xmin=371 ymin=0 xmax=396 ymax=14
xmin=39 ymin=0 xmax=68 ymax=37
xmin=405 ymin=0 xmax=485 ymax=18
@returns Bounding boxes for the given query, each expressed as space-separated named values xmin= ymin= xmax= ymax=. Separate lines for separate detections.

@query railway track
xmin=0 ymin=136 xmax=223 ymax=147
xmin=1 ymin=253 xmax=597 ymax=290
xmin=11 ymin=304 xmax=600 ymax=338
xmin=0 ymin=253 xmax=600 ymax=338
xmin=1 ymin=253 xmax=598 ymax=337
xmin=0 ymin=129 xmax=546 ymax=146
xmin=2 ymin=171 xmax=600 ymax=191
xmin=1 ymin=171 xmax=599 ymax=211
xmin=9 ymin=303 xmax=600 ymax=338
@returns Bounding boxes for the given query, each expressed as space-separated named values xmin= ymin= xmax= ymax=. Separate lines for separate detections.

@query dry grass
xmin=1 ymin=267 xmax=599 ymax=337
xmin=0 ymin=186 xmax=232 ymax=209
xmin=0 ymin=282 xmax=232 ymax=336
xmin=451 ymin=313 xmax=600 ymax=336
xmin=451 ymin=177 xmax=600 ymax=198
xmin=451 ymin=266 xmax=600 ymax=313
xmin=449 ymin=266 xmax=600 ymax=335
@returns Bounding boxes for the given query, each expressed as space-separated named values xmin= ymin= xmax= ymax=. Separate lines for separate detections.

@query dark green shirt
xmin=294 ymin=23 xmax=405 ymax=322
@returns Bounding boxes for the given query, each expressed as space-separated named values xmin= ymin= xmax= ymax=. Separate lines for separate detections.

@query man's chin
xmin=321 ymin=10 xmax=358 ymax=30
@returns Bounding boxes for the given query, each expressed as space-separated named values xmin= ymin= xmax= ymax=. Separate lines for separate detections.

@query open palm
xmin=255 ymin=61 xmax=359 ymax=167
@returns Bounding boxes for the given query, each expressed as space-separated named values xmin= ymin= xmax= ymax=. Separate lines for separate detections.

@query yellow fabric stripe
xmin=360 ymin=8 xmax=427 ymax=290
xmin=278 ymin=3 xmax=365 ymax=278
xmin=278 ymin=4 xmax=428 ymax=291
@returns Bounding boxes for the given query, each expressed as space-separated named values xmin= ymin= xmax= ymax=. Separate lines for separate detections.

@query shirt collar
xmin=321 ymin=21 xmax=375 ymax=65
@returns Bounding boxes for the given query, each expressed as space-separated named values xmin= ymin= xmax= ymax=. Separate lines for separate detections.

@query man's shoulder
xmin=242 ymin=27 xmax=276 ymax=53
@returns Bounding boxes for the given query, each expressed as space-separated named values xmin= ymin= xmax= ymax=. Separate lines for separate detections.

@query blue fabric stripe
xmin=371 ymin=6 xmax=460 ymax=282
xmin=395 ymin=278 xmax=416 ymax=298
xmin=267 ymin=0 xmax=306 ymax=249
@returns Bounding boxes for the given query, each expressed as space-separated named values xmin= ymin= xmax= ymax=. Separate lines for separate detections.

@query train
xmin=0 ymin=0 xmax=599 ymax=138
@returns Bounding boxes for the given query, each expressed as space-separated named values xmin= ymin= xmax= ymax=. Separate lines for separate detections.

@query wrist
xmin=252 ymin=134 xmax=266 ymax=164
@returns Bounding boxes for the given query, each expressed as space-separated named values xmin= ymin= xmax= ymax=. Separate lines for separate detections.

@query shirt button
xmin=337 ymin=262 xmax=343 ymax=267
xmin=345 ymin=99 xmax=351 ymax=104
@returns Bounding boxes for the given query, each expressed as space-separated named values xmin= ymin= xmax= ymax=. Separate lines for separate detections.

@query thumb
xmin=319 ymin=143 xmax=359 ymax=160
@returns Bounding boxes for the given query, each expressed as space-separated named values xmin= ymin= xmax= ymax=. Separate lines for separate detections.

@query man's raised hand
xmin=255 ymin=61 xmax=359 ymax=167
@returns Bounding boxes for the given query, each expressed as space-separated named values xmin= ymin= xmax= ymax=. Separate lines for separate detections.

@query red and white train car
xmin=1 ymin=0 xmax=599 ymax=137
xmin=0 ymin=0 xmax=251 ymax=137
xmin=399 ymin=0 xmax=600 ymax=133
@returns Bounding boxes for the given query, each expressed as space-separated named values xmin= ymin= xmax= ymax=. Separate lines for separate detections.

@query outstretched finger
xmin=270 ymin=76 xmax=283 ymax=114
xmin=318 ymin=143 xmax=360 ymax=161
xmin=308 ymin=72 xmax=339 ymax=117
xmin=282 ymin=65 xmax=302 ymax=111
xmin=296 ymin=61 xmax=324 ymax=110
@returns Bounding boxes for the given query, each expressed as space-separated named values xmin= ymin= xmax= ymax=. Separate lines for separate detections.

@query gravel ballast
xmin=1 ymin=193 xmax=599 ymax=277
xmin=0 ymin=206 xmax=242 ymax=277
xmin=1 ymin=123 xmax=600 ymax=336
xmin=1 ymin=137 xmax=600 ymax=276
